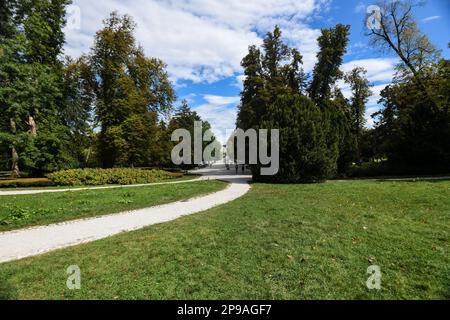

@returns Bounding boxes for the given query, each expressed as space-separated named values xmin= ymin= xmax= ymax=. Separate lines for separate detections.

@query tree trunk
xmin=11 ymin=146 xmax=20 ymax=178
xmin=27 ymin=115 xmax=37 ymax=136
xmin=9 ymin=118 xmax=20 ymax=178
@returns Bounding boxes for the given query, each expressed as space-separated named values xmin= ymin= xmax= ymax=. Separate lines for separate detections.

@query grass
xmin=0 ymin=180 xmax=449 ymax=299
xmin=0 ymin=180 xmax=226 ymax=232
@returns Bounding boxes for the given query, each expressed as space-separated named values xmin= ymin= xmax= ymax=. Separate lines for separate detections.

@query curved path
xmin=0 ymin=165 xmax=251 ymax=264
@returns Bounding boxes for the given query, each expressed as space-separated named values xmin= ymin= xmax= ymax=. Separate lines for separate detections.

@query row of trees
xmin=236 ymin=24 xmax=368 ymax=181
xmin=0 ymin=1 xmax=210 ymax=176
xmin=1 ymin=0 xmax=448 ymax=180
xmin=237 ymin=0 xmax=449 ymax=182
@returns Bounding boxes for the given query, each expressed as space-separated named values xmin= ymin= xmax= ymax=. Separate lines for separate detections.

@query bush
xmin=48 ymin=168 xmax=183 ymax=186
xmin=346 ymin=160 xmax=450 ymax=178
xmin=254 ymin=94 xmax=339 ymax=182
xmin=346 ymin=161 xmax=396 ymax=178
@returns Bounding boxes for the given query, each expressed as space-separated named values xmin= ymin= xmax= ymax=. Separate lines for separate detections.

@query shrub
xmin=346 ymin=161 xmax=393 ymax=177
xmin=48 ymin=168 xmax=183 ymax=186
xmin=254 ymin=94 xmax=339 ymax=182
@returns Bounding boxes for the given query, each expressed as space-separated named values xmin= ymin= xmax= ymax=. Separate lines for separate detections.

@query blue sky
xmin=64 ymin=0 xmax=450 ymax=143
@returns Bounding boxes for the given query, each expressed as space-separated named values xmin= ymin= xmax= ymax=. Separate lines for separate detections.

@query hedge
xmin=0 ymin=178 xmax=54 ymax=189
xmin=48 ymin=168 xmax=183 ymax=186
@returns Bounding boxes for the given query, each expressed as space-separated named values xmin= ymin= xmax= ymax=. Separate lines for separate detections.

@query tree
xmin=344 ymin=67 xmax=373 ymax=163
xmin=16 ymin=0 xmax=71 ymax=65
xmin=61 ymin=56 xmax=96 ymax=166
xmin=286 ymin=49 xmax=307 ymax=95
xmin=373 ymin=60 xmax=450 ymax=173
xmin=262 ymin=26 xmax=306 ymax=99
xmin=91 ymin=12 xmax=175 ymax=167
xmin=368 ymin=1 xmax=449 ymax=173
xmin=0 ymin=0 xmax=17 ymax=39
xmin=237 ymin=27 xmax=306 ymax=130
xmin=327 ymin=87 xmax=357 ymax=173
xmin=236 ymin=45 xmax=264 ymax=130
xmin=309 ymin=24 xmax=350 ymax=104
xmin=366 ymin=0 xmax=440 ymax=89
xmin=169 ymin=100 xmax=213 ymax=168
xmin=0 ymin=0 xmax=19 ymax=175
xmin=151 ymin=120 xmax=175 ymax=167
xmin=0 ymin=0 xmax=73 ymax=176
xmin=259 ymin=94 xmax=338 ymax=182
xmin=307 ymin=24 xmax=351 ymax=175
xmin=237 ymin=26 xmax=339 ymax=182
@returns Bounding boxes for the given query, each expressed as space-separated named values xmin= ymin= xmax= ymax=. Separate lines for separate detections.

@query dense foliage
xmin=0 ymin=0 xmax=74 ymax=176
xmin=91 ymin=13 xmax=175 ymax=168
xmin=366 ymin=1 xmax=450 ymax=174
xmin=237 ymin=1 xmax=449 ymax=181
xmin=48 ymin=168 xmax=182 ymax=186
xmin=237 ymin=25 xmax=350 ymax=182
xmin=0 ymin=2 xmax=211 ymax=176
xmin=1 ymin=0 xmax=448 ymax=181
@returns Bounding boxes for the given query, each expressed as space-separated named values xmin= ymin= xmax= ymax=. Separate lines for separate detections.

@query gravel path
xmin=0 ymin=177 xmax=203 ymax=196
xmin=0 ymin=165 xmax=251 ymax=263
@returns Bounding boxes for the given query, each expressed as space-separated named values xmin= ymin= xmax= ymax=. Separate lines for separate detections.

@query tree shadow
xmin=0 ymin=278 xmax=18 ymax=300
xmin=441 ymin=272 xmax=450 ymax=300
xmin=375 ymin=177 xmax=450 ymax=183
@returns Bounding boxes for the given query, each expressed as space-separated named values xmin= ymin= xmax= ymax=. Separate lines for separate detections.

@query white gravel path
xmin=0 ymin=177 xmax=203 ymax=196
xmin=0 ymin=165 xmax=251 ymax=263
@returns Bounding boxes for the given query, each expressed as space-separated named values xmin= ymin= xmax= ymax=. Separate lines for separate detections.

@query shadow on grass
xmin=441 ymin=272 xmax=450 ymax=300
xmin=373 ymin=179 xmax=450 ymax=185
xmin=0 ymin=278 xmax=17 ymax=300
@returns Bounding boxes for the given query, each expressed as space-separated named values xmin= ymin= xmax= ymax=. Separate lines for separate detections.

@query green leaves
xmin=260 ymin=94 xmax=338 ymax=182
xmin=0 ymin=0 xmax=74 ymax=175
xmin=374 ymin=61 xmax=450 ymax=173
xmin=309 ymin=24 xmax=350 ymax=104
xmin=48 ymin=168 xmax=182 ymax=186
xmin=91 ymin=13 xmax=175 ymax=167
xmin=237 ymin=26 xmax=343 ymax=182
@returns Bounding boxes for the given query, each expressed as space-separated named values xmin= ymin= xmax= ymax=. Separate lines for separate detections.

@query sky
xmin=64 ymin=0 xmax=450 ymax=143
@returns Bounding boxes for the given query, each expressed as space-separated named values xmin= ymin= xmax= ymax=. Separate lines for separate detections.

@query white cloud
xmin=338 ymin=58 xmax=399 ymax=129
xmin=193 ymin=95 xmax=240 ymax=144
xmin=338 ymin=57 xmax=395 ymax=104
xmin=66 ymin=1 xmax=399 ymax=132
xmin=341 ymin=58 xmax=398 ymax=83
xmin=179 ymin=93 xmax=197 ymax=104
xmin=65 ymin=0 xmax=329 ymax=83
xmin=422 ymin=15 xmax=440 ymax=23
xmin=338 ymin=81 xmax=388 ymax=129
xmin=203 ymin=95 xmax=240 ymax=106
xmin=365 ymin=106 xmax=379 ymax=128
xmin=367 ymin=83 xmax=388 ymax=106
xmin=233 ymin=74 xmax=246 ymax=89
xmin=354 ymin=2 xmax=366 ymax=13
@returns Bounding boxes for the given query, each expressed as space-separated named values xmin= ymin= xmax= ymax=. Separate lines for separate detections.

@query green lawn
xmin=0 ymin=180 xmax=449 ymax=299
xmin=0 ymin=180 xmax=226 ymax=232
